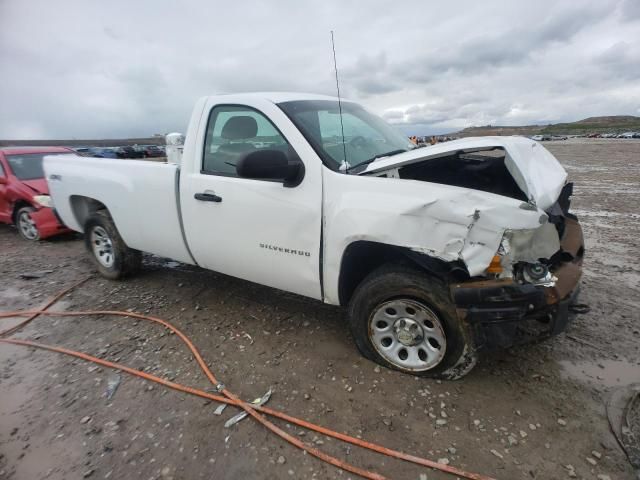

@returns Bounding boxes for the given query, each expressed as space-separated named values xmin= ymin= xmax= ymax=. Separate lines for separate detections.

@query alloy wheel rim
xmin=369 ymin=299 xmax=447 ymax=371
xmin=91 ymin=226 xmax=115 ymax=268
xmin=18 ymin=212 xmax=38 ymax=240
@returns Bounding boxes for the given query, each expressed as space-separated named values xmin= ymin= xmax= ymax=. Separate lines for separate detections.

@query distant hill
xmin=0 ymin=137 xmax=163 ymax=147
xmin=456 ymin=115 xmax=640 ymax=137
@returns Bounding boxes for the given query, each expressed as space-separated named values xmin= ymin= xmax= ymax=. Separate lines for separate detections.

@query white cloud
xmin=0 ymin=0 xmax=639 ymax=138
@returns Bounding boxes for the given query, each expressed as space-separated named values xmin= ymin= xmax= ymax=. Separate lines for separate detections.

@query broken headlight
xmin=33 ymin=194 xmax=53 ymax=208
xmin=494 ymin=230 xmax=559 ymax=286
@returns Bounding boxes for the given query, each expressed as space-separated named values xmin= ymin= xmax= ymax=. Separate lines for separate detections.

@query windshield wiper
xmin=346 ymin=149 xmax=408 ymax=173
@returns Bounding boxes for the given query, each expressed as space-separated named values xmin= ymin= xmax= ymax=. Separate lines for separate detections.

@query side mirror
xmin=236 ymin=149 xmax=305 ymax=187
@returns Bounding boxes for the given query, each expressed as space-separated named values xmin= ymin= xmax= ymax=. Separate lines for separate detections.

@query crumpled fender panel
xmin=322 ymin=169 xmax=552 ymax=305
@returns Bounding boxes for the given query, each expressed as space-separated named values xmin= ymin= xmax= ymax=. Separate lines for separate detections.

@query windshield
xmin=6 ymin=153 xmax=65 ymax=180
xmin=278 ymin=100 xmax=415 ymax=171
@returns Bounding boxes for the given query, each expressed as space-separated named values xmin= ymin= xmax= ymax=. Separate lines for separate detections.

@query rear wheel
xmin=16 ymin=207 xmax=40 ymax=241
xmin=84 ymin=212 xmax=141 ymax=280
xmin=348 ymin=264 xmax=477 ymax=379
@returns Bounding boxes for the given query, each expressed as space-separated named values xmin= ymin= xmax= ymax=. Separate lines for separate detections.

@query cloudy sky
xmin=1 ymin=0 xmax=639 ymax=139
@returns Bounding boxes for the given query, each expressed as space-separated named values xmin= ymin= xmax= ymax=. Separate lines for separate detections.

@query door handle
xmin=194 ymin=192 xmax=222 ymax=203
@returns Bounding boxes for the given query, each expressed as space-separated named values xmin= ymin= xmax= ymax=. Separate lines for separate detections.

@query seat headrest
xmin=221 ymin=116 xmax=258 ymax=140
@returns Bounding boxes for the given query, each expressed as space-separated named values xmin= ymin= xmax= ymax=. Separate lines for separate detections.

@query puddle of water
xmin=560 ymin=359 xmax=640 ymax=388
xmin=0 ymin=286 xmax=25 ymax=303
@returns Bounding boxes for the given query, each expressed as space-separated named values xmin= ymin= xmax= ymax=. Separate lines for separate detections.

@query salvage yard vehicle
xmin=44 ymin=93 xmax=584 ymax=378
xmin=115 ymin=146 xmax=144 ymax=159
xmin=0 ymin=147 xmax=73 ymax=241
xmin=134 ymin=144 xmax=164 ymax=158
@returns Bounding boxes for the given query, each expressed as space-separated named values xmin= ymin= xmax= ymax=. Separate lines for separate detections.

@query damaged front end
xmin=452 ymin=183 xmax=584 ymax=350
xmin=361 ymin=136 xmax=585 ymax=350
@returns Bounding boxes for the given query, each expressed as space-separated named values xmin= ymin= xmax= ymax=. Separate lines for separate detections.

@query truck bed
xmin=44 ymin=155 xmax=194 ymax=264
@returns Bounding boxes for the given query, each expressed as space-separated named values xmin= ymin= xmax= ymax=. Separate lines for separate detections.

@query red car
xmin=0 ymin=147 xmax=73 ymax=240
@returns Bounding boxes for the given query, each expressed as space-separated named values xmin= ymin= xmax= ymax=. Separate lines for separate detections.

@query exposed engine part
xmin=517 ymin=262 xmax=557 ymax=287
xmin=524 ymin=263 xmax=547 ymax=280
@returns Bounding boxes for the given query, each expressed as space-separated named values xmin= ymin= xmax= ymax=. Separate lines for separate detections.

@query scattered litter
xmin=606 ymin=384 xmax=640 ymax=469
xmin=105 ymin=375 xmax=121 ymax=400
xmin=213 ymin=404 xmax=227 ymax=416
xmin=19 ymin=269 xmax=54 ymax=280
xmin=225 ymin=389 xmax=272 ymax=428
xmin=569 ymin=303 xmax=590 ymax=314
xmin=243 ymin=333 xmax=254 ymax=345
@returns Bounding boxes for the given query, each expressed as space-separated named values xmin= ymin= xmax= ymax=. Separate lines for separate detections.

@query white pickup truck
xmin=45 ymin=93 xmax=584 ymax=378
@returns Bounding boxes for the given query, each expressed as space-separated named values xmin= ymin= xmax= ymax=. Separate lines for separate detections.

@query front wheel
xmin=84 ymin=212 xmax=141 ymax=280
xmin=348 ymin=264 xmax=477 ymax=379
xmin=16 ymin=206 xmax=40 ymax=241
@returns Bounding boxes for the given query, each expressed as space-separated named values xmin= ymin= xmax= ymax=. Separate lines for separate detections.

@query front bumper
xmin=30 ymin=207 xmax=71 ymax=239
xmin=451 ymin=217 xmax=584 ymax=350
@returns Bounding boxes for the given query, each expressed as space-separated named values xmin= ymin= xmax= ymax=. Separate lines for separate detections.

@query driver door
xmin=180 ymin=103 xmax=323 ymax=300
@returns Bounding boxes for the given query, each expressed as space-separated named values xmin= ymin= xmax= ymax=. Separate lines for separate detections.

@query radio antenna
xmin=330 ymin=30 xmax=349 ymax=171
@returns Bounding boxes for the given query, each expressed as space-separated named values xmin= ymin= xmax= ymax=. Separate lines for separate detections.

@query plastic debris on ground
xmin=224 ymin=389 xmax=272 ymax=428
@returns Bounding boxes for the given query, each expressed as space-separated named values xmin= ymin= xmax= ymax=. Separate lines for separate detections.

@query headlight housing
xmin=493 ymin=228 xmax=560 ymax=286
xmin=33 ymin=195 xmax=53 ymax=208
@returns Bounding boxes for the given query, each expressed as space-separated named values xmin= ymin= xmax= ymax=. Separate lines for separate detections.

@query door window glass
xmin=203 ymin=106 xmax=289 ymax=176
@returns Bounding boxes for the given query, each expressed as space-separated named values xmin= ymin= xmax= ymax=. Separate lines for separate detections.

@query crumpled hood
xmin=361 ymin=136 xmax=567 ymax=210
xmin=20 ymin=178 xmax=49 ymax=195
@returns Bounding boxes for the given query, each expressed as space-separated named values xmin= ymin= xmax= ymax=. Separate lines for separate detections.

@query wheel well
xmin=11 ymin=200 xmax=32 ymax=224
xmin=69 ymin=196 xmax=108 ymax=231
xmin=337 ymin=241 xmax=469 ymax=306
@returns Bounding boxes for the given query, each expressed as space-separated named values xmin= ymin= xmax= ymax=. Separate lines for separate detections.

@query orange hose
xmin=1 ymin=309 xmax=496 ymax=480
xmin=0 ymin=276 xmax=91 ymax=337
xmin=1 ymin=307 xmax=496 ymax=480
xmin=1 ymin=310 xmax=384 ymax=480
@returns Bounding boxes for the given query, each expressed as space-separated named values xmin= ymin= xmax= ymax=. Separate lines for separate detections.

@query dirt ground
xmin=1 ymin=139 xmax=639 ymax=480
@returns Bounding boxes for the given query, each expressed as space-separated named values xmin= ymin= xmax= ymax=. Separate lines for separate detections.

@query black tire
xmin=83 ymin=211 xmax=141 ymax=280
xmin=16 ymin=206 xmax=40 ymax=241
xmin=348 ymin=264 xmax=477 ymax=379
